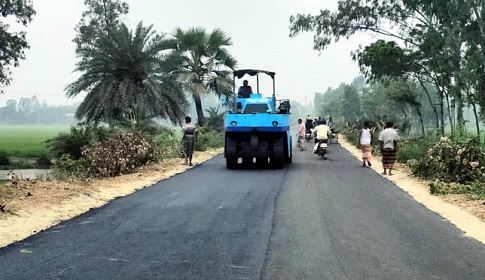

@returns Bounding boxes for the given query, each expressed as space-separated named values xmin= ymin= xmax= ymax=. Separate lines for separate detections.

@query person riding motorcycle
xmin=312 ymin=120 xmax=331 ymax=153
xmin=305 ymin=117 xmax=316 ymax=142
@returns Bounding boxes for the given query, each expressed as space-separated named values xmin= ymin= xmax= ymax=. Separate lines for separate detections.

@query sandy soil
xmin=1 ymin=139 xmax=484 ymax=249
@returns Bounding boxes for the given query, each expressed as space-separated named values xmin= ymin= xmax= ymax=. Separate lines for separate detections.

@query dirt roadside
xmin=1 ymin=139 xmax=484 ymax=249
xmin=0 ymin=148 xmax=223 ymax=248
xmin=337 ymin=136 xmax=485 ymax=245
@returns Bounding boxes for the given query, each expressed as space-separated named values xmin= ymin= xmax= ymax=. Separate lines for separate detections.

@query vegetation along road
xmin=1 ymin=143 xmax=485 ymax=280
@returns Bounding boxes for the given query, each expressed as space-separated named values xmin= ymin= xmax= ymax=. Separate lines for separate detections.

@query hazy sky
xmin=1 ymin=0 xmax=379 ymax=107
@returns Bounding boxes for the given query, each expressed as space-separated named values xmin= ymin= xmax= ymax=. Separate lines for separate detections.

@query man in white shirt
xmin=359 ymin=121 xmax=373 ymax=167
xmin=312 ymin=120 xmax=331 ymax=153
xmin=378 ymin=121 xmax=400 ymax=175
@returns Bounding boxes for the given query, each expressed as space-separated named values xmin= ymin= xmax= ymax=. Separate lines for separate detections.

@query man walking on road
xmin=297 ymin=118 xmax=306 ymax=151
xmin=360 ymin=121 xmax=374 ymax=167
xmin=378 ymin=121 xmax=400 ymax=175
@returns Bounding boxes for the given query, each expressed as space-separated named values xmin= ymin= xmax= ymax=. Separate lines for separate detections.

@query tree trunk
xmin=472 ymin=6 xmax=485 ymax=71
xmin=453 ymin=86 xmax=465 ymax=137
xmin=193 ymin=93 xmax=206 ymax=126
xmin=439 ymin=89 xmax=445 ymax=136
xmin=418 ymin=78 xmax=439 ymax=131
xmin=451 ymin=35 xmax=465 ymax=137
xmin=472 ymin=100 xmax=481 ymax=140
xmin=414 ymin=105 xmax=425 ymax=136
xmin=445 ymin=90 xmax=455 ymax=137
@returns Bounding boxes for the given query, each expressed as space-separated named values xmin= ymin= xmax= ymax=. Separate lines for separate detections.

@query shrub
xmin=51 ymin=154 xmax=91 ymax=180
xmin=46 ymin=124 xmax=111 ymax=160
xmin=194 ymin=127 xmax=223 ymax=151
xmin=0 ymin=150 xmax=10 ymax=166
xmin=340 ymin=126 xmax=360 ymax=147
xmin=153 ymin=127 xmax=181 ymax=161
xmin=397 ymin=133 xmax=440 ymax=164
xmin=429 ymin=180 xmax=485 ymax=200
xmin=205 ymin=106 xmax=226 ymax=132
xmin=36 ymin=153 xmax=52 ymax=168
xmin=410 ymin=137 xmax=485 ymax=184
xmin=81 ymin=130 xmax=153 ymax=177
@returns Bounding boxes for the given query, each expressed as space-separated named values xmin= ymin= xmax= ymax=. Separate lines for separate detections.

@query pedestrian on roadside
xmin=182 ymin=116 xmax=197 ymax=166
xmin=297 ymin=118 xmax=306 ymax=151
xmin=378 ymin=121 xmax=400 ymax=175
xmin=359 ymin=121 xmax=373 ymax=167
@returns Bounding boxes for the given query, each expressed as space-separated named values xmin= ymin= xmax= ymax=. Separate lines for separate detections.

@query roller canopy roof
xmin=233 ymin=69 xmax=275 ymax=79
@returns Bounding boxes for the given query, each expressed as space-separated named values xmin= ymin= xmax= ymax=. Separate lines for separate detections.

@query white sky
xmin=0 ymin=0 xmax=380 ymax=107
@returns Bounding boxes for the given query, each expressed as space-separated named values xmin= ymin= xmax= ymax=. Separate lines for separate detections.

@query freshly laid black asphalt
xmin=1 ymin=141 xmax=485 ymax=280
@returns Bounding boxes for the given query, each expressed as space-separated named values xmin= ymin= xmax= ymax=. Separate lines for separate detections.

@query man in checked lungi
xmin=182 ymin=116 xmax=197 ymax=166
xmin=378 ymin=121 xmax=400 ymax=175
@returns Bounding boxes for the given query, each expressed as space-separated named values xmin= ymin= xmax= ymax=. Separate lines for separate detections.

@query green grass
xmin=0 ymin=125 xmax=71 ymax=158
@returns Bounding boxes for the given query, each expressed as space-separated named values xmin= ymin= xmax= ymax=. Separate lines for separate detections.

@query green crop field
xmin=0 ymin=125 xmax=71 ymax=158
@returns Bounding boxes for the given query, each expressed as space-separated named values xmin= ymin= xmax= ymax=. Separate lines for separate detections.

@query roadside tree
xmin=0 ymin=0 xmax=35 ymax=88
xmin=170 ymin=27 xmax=236 ymax=126
xmin=66 ymin=22 xmax=188 ymax=125
xmin=73 ymin=0 xmax=129 ymax=60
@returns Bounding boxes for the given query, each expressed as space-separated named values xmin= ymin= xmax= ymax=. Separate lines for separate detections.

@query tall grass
xmin=0 ymin=125 xmax=70 ymax=158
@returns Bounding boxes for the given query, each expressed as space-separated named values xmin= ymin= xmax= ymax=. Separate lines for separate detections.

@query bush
xmin=46 ymin=124 xmax=112 ymax=160
xmin=194 ymin=127 xmax=223 ymax=151
xmin=48 ymin=124 xmax=224 ymax=180
xmin=52 ymin=154 xmax=91 ymax=180
xmin=397 ymin=133 xmax=440 ymax=164
xmin=205 ymin=106 xmax=226 ymax=132
xmin=410 ymin=137 xmax=485 ymax=184
xmin=153 ymin=127 xmax=181 ymax=161
xmin=81 ymin=130 xmax=153 ymax=177
xmin=0 ymin=150 xmax=10 ymax=166
xmin=36 ymin=153 xmax=52 ymax=168
xmin=429 ymin=180 xmax=485 ymax=200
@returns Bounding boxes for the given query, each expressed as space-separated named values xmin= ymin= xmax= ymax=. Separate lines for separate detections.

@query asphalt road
xmin=1 ymin=141 xmax=485 ymax=280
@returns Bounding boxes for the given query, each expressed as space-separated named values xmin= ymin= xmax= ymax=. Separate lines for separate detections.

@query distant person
xmin=305 ymin=118 xmax=313 ymax=132
xmin=238 ymin=80 xmax=253 ymax=98
xmin=297 ymin=118 xmax=306 ymax=151
xmin=378 ymin=121 xmax=400 ymax=175
xmin=359 ymin=121 xmax=374 ymax=167
xmin=328 ymin=116 xmax=335 ymax=131
xmin=182 ymin=116 xmax=197 ymax=166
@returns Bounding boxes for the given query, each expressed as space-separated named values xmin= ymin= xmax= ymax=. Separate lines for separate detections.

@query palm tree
xmin=171 ymin=27 xmax=237 ymax=126
xmin=65 ymin=21 xmax=188 ymax=125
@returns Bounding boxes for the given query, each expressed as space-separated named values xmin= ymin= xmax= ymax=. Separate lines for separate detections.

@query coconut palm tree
xmin=171 ymin=27 xmax=237 ymax=126
xmin=65 ymin=21 xmax=188 ymax=125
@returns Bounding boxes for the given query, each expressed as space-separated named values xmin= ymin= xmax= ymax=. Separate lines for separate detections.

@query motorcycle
xmin=305 ymin=129 xmax=313 ymax=142
xmin=315 ymin=138 xmax=328 ymax=158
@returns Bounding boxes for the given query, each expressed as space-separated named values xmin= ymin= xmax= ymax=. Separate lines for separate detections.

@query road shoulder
xmin=338 ymin=136 xmax=485 ymax=245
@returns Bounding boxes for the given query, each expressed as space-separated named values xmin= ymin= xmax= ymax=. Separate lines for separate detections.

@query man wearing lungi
xmin=359 ymin=121 xmax=373 ymax=167
xmin=378 ymin=121 xmax=400 ymax=175
xmin=182 ymin=116 xmax=197 ymax=166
